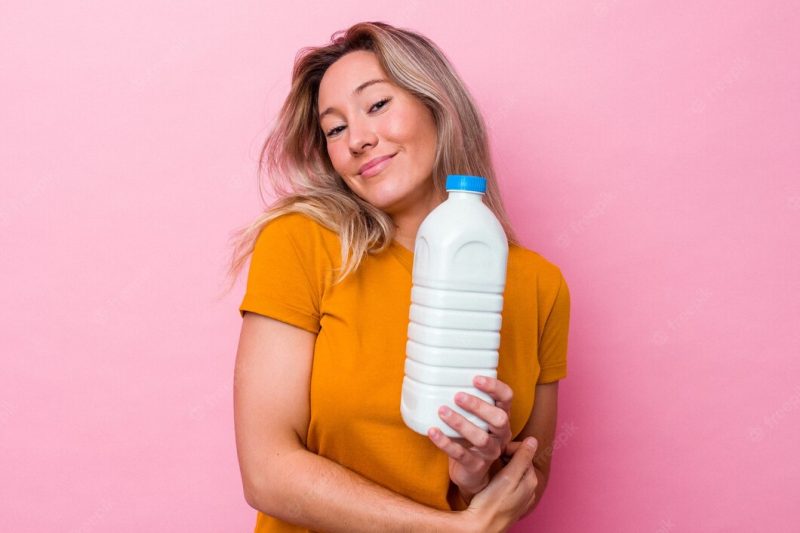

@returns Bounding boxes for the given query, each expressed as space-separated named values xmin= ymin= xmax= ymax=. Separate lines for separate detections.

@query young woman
xmin=228 ymin=21 xmax=570 ymax=533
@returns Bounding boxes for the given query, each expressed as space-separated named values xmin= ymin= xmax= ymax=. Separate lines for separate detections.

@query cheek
xmin=326 ymin=143 xmax=348 ymax=171
xmin=382 ymin=107 xmax=419 ymax=143
xmin=388 ymin=108 xmax=436 ymax=155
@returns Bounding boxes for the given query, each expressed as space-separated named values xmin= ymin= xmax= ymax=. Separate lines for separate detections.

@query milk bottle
xmin=400 ymin=175 xmax=509 ymax=438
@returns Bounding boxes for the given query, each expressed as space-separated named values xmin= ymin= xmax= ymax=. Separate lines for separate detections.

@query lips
xmin=358 ymin=153 xmax=397 ymax=175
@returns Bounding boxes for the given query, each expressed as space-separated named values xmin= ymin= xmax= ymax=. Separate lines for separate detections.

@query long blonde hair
xmin=223 ymin=21 xmax=519 ymax=294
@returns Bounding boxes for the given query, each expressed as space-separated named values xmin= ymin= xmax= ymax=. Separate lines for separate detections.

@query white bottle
xmin=400 ymin=175 xmax=509 ymax=438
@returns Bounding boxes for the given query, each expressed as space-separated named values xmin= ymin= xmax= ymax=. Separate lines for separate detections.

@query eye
xmin=325 ymin=98 xmax=392 ymax=138
xmin=370 ymin=97 xmax=391 ymax=112
xmin=326 ymin=125 xmax=345 ymax=137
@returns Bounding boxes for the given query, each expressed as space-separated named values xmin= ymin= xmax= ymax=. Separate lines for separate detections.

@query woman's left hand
xmin=427 ymin=375 xmax=514 ymax=502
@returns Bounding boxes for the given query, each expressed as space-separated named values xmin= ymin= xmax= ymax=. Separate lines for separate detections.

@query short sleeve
xmin=537 ymin=272 xmax=571 ymax=384
xmin=238 ymin=216 xmax=321 ymax=334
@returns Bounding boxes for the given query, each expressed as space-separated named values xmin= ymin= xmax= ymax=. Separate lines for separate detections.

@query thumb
xmin=503 ymin=437 xmax=538 ymax=459
xmin=501 ymin=437 xmax=538 ymax=483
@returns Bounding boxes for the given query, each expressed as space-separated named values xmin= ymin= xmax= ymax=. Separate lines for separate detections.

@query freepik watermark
xmin=651 ymin=287 xmax=712 ymax=346
xmin=655 ymin=518 xmax=676 ymax=533
xmin=538 ymin=420 xmax=579 ymax=460
xmin=748 ymin=384 xmax=800 ymax=442
xmin=556 ymin=191 xmax=618 ymax=248
xmin=0 ymin=398 xmax=17 ymax=426
xmin=69 ymin=498 xmax=113 ymax=533
xmin=690 ymin=56 xmax=750 ymax=115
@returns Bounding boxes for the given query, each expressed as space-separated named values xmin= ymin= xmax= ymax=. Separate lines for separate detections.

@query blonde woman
xmin=229 ymin=21 xmax=571 ymax=533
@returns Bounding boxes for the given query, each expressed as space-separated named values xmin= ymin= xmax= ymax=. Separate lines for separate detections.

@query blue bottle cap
xmin=446 ymin=174 xmax=487 ymax=193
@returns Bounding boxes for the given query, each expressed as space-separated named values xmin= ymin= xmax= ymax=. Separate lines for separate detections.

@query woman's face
xmin=317 ymin=50 xmax=439 ymax=216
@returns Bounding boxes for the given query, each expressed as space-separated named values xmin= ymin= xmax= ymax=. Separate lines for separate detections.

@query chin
xmin=363 ymin=195 xmax=398 ymax=212
xmin=350 ymin=187 xmax=395 ymax=210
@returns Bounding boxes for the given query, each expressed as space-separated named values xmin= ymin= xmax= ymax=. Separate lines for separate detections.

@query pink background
xmin=2 ymin=1 xmax=798 ymax=532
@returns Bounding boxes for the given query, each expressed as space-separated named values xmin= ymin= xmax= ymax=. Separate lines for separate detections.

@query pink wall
xmin=2 ymin=1 xmax=797 ymax=531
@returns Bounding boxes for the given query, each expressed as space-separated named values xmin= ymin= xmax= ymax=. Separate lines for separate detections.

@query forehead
xmin=318 ymin=50 xmax=387 ymax=104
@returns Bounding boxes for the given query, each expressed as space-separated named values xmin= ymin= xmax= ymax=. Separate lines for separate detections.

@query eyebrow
xmin=318 ymin=79 xmax=389 ymax=120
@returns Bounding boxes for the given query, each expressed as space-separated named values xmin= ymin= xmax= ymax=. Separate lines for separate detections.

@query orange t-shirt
xmin=238 ymin=212 xmax=571 ymax=532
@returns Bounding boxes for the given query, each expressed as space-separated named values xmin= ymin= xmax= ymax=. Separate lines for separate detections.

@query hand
xmin=450 ymin=437 xmax=539 ymax=533
xmin=427 ymin=375 xmax=514 ymax=502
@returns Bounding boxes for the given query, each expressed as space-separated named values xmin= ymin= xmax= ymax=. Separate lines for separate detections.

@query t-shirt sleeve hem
xmin=239 ymin=296 xmax=320 ymax=334
xmin=537 ymin=363 xmax=567 ymax=384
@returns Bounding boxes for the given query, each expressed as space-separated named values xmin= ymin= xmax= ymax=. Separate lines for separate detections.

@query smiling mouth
xmin=359 ymin=153 xmax=397 ymax=178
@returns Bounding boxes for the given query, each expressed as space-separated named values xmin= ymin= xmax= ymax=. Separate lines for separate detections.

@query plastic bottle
xmin=400 ymin=175 xmax=509 ymax=438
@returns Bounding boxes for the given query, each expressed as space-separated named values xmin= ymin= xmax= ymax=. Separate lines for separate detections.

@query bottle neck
xmin=447 ymin=190 xmax=485 ymax=201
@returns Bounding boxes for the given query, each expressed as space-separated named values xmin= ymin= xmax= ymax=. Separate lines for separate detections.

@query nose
xmin=347 ymin=117 xmax=378 ymax=155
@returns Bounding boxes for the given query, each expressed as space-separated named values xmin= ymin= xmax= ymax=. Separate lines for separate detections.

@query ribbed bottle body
xmin=400 ymin=179 xmax=509 ymax=438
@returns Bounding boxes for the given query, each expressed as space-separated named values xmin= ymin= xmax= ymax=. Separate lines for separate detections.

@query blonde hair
xmin=223 ymin=21 xmax=519 ymax=294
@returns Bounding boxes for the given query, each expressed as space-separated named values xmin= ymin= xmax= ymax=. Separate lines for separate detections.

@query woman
xmin=228 ymin=21 xmax=570 ymax=532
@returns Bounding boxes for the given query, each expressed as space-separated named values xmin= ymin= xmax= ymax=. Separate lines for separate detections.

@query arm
xmin=454 ymin=273 xmax=570 ymax=511
xmin=512 ymin=381 xmax=559 ymax=518
xmin=512 ymin=271 xmax=570 ymax=517
xmin=453 ymin=382 xmax=558 ymax=511
xmin=455 ymin=459 xmax=504 ymax=507
xmin=234 ymin=311 xmax=469 ymax=533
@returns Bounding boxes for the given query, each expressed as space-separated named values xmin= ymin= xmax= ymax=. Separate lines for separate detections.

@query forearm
xmin=519 ymin=466 xmax=548 ymax=519
xmin=456 ymin=458 xmax=503 ymax=507
xmin=457 ymin=458 xmax=549 ymax=518
xmin=250 ymin=447 xmax=464 ymax=533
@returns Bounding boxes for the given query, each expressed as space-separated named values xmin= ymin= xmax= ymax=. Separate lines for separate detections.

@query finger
xmin=454 ymin=392 xmax=512 ymax=438
xmin=473 ymin=375 xmax=514 ymax=412
xmin=427 ymin=427 xmax=480 ymax=467
xmin=438 ymin=405 xmax=498 ymax=457
xmin=505 ymin=438 xmax=538 ymax=488
xmin=501 ymin=438 xmax=537 ymax=466
xmin=504 ymin=440 xmax=523 ymax=454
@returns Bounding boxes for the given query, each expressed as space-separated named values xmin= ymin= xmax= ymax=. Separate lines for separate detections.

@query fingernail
xmin=475 ymin=376 xmax=486 ymax=385
xmin=525 ymin=438 xmax=537 ymax=448
xmin=455 ymin=392 xmax=467 ymax=402
xmin=439 ymin=406 xmax=451 ymax=416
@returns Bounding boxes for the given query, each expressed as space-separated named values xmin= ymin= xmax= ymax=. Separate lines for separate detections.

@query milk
xmin=400 ymin=175 xmax=509 ymax=438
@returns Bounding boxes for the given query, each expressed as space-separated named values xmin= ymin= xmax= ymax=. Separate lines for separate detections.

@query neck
xmin=390 ymin=187 xmax=447 ymax=251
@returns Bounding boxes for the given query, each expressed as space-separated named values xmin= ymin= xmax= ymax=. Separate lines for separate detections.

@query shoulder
xmin=262 ymin=211 xmax=330 ymax=234
xmin=509 ymin=242 xmax=566 ymax=290
xmin=258 ymin=211 xmax=339 ymax=247
xmin=508 ymin=242 xmax=570 ymax=329
xmin=255 ymin=212 xmax=341 ymax=272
